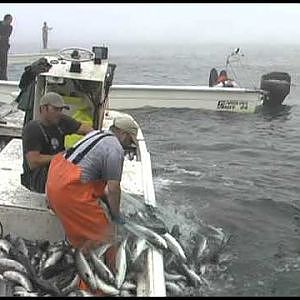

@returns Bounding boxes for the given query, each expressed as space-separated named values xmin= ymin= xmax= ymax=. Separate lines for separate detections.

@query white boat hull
xmin=0 ymin=81 xmax=263 ymax=114
xmin=8 ymin=49 xmax=58 ymax=64
xmin=109 ymin=84 xmax=263 ymax=113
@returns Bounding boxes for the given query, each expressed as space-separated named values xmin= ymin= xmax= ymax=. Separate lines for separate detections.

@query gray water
xmin=6 ymin=42 xmax=300 ymax=296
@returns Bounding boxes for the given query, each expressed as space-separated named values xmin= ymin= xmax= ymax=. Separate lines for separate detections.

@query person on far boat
xmin=46 ymin=115 xmax=138 ymax=295
xmin=42 ymin=21 xmax=52 ymax=49
xmin=0 ymin=14 xmax=13 ymax=80
xmin=216 ymin=69 xmax=238 ymax=87
xmin=21 ymin=92 xmax=93 ymax=194
xmin=209 ymin=68 xmax=218 ymax=87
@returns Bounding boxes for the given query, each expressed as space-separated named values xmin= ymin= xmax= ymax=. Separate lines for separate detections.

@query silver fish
xmin=162 ymin=232 xmax=187 ymax=263
xmin=13 ymin=290 xmax=39 ymax=297
xmin=115 ymin=237 xmax=128 ymax=289
xmin=94 ymin=273 xmax=119 ymax=296
xmin=74 ymin=249 xmax=97 ymax=292
xmin=124 ymin=221 xmax=168 ymax=250
xmin=38 ymin=251 xmax=48 ymax=274
xmin=131 ymin=238 xmax=148 ymax=264
xmin=3 ymin=270 xmax=33 ymax=291
xmin=89 ymin=250 xmax=115 ymax=284
xmin=0 ymin=239 xmax=12 ymax=254
xmin=197 ymin=236 xmax=208 ymax=259
xmin=165 ymin=281 xmax=183 ymax=296
xmin=0 ymin=258 xmax=28 ymax=274
xmin=164 ymin=271 xmax=186 ymax=282
xmin=68 ymin=289 xmax=94 ymax=297
xmin=94 ymin=243 xmax=112 ymax=259
xmin=42 ymin=248 xmax=65 ymax=270
xmin=0 ymin=249 xmax=8 ymax=258
xmin=180 ymin=263 xmax=202 ymax=288
xmin=121 ymin=281 xmax=136 ymax=291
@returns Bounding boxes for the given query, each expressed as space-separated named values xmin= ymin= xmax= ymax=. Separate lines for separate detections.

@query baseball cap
xmin=40 ymin=92 xmax=70 ymax=110
xmin=113 ymin=116 xmax=138 ymax=144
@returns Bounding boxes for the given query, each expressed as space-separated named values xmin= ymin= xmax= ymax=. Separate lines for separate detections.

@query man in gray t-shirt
xmin=68 ymin=131 xmax=125 ymax=183
xmin=46 ymin=115 xmax=138 ymax=263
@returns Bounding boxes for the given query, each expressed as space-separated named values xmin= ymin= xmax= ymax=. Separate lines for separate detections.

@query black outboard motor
xmin=260 ymin=72 xmax=291 ymax=106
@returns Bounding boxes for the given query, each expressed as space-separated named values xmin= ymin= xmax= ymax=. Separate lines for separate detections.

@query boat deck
xmin=0 ymin=138 xmax=65 ymax=241
xmin=0 ymin=129 xmax=166 ymax=296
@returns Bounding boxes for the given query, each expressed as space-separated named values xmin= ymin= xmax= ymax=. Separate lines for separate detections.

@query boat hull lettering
xmin=217 ymin=100 xmax=248 ymax=111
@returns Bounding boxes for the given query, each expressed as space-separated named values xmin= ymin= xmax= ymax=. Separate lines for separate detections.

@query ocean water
xmin=6 ymin=42 xmax=300 ymax=296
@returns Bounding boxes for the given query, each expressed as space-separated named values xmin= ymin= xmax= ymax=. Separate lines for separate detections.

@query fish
xmin=42 ymin=248 xmax=65 ymax=270
xmin=164 ymin=271 xmax=186 ymax=282
xmin=94 ymin=273 xmax=119 ymax=296
xmin=93 ymin=243 xmax=112 ymax=259
xmin=0 ymin=239 xmax=12 ymax=255
xmin=13 ymin=290 xmax=39 ymax=297
xmin=131 ymin=238 xmax=148 ymax=265
xmin=115 ymin=237 xmax=128 ymax=289
xmin=123 ymin=221 xmax=168 ymax=250
xmin=74 ymin=249 xmax=97 ymax=292
xmin=0 ymin=257 xmax=28 ymax=274
xmin=89 ymin=250 xmax=115 ymax=284
xmin=192 ymin=233 xmax=207 ymax=263
xmin=121 ymin=281 xmax=136 ymax=291
xmin=68 ymin=289 xmax=95 ymax=297
xmin=162 ymin=232 xmax=187 ymax=263
xmin=165 ymin=281 xmax=183 ymax=296
xmin=179 ymin=263 xmax=202 ymax=288
xmin=3 ymin=270 xmax=33 ymax=291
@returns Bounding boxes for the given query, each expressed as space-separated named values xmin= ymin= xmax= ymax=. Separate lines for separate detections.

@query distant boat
xmin=3 ymin=47 xmax=291 ymax=113
xmin=8 ymin=48 xmax=58 ymax=64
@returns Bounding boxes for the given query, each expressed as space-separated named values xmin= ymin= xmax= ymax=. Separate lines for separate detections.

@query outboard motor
xmin=260 ymin=72 xmax=291 ymax=106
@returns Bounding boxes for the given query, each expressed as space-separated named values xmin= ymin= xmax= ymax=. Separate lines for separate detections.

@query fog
xmin=1 ymin=3 xmax=300 ymax=52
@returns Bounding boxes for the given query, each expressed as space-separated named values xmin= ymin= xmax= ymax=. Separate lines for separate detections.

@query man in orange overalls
xmin=46 ymin=115 xmax=138 ymax=294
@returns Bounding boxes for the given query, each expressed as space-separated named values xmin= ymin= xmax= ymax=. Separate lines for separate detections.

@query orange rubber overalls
xmin=46 ymin=133 xmax=117 ymax=295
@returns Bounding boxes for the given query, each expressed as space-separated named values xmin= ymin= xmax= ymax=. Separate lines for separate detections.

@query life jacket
xmin=217 ymin=75 xmax=228 ymax=84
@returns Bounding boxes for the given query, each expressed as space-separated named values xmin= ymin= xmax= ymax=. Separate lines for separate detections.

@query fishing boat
xmin=1 ymin=47 xmax=291 ymax=115
xmin=8 ymin=48 xmax=59 ymax=64
xmin=0 ymin=46 xmax=165 ymax=296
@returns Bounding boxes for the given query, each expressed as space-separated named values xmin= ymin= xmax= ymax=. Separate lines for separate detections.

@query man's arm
xmin=76 ymin=123 xmax=94 ymax=135
xmin=25 ymin=151 xmax=53 ymax=170
xmin=104 ymin=180 xmax=121 ymax=219
xmin=8 ymin=25 xmax=12 ymax=38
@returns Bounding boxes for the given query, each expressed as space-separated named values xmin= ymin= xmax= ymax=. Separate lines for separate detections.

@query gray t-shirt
xmin=66 ymin=130 xmax=124 ymax=183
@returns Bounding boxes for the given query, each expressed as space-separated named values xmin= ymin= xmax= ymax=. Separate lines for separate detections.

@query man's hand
xmin=111 ymin=214 xmax=125 ymax=225
xmin=25 ymin=151 xmax=53 ymax=170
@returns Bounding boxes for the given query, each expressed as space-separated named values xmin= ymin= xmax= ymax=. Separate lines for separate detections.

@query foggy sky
xmin=1 ymin=3 xmax=299 ymax=50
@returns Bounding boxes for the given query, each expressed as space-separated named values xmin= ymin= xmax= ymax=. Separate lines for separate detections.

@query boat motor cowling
xmin=260 ymin=72 xmax=291 ymax=106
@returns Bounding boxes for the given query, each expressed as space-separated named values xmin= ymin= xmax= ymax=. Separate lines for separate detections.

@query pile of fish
xmin=0 ymin=206 xmax=231 ymax=297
